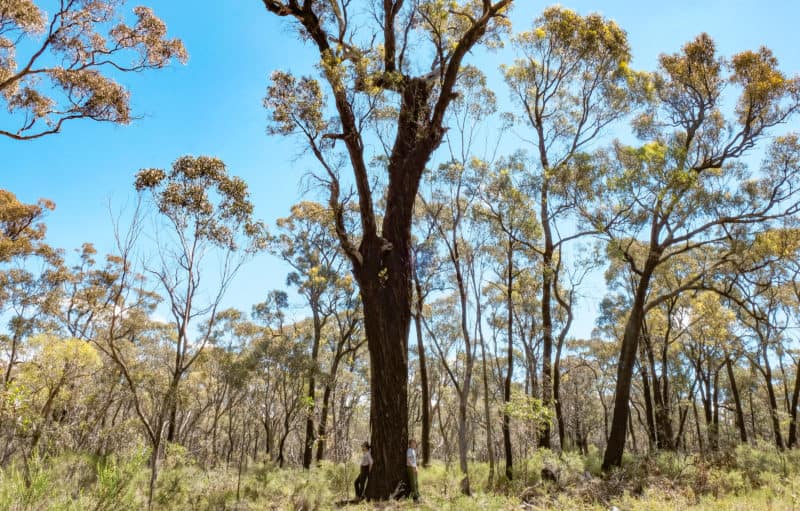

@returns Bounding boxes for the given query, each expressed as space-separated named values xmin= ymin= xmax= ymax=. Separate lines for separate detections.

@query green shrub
xmin=706 ymin=467 xmax=748 ymax=497
xmin=90 ymin=449 xmax=148 ymax=511
xmin=583 ymin=445 xmax=603 ymax=477
xmin=735 ymin=442 xmax=788 ymax=486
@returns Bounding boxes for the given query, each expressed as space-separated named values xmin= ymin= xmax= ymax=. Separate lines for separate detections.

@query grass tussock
xmin=1 ymin=443 xmax=799 ymax=510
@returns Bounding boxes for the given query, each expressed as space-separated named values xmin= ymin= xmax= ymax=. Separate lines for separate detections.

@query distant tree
xmin=0 ymin=190 xmax=53 ymax=262
xmin=418 ymin=65 xmax=497 ymax=495
xmin=503 ymin=6 xmax=636 ymax=450
xmin=107 ymin=156 xmax=267 ymax=506
xmin=272 ymin=201 xmax=349 ymax=469
xmin=135 ymin=156 xmax=266 ymax=445
xmin=578 ymin=35 xmax=800 ymax=469
xmin=0 ymin=190 xmax=61 ymax=388
xmin=474 ymin=157 xmax=539 ymax=479
xmin=0 ymin=0 xmax=186 ymax=140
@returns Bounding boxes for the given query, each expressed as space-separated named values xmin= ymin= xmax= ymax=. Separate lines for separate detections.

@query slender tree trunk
xmin=413 ymin=273 xmax=431 ymax=467
xmin=639 ymin=356 xmax=657 ymax=450
xmin=764 ymin=370 xmax=785 ymax=449
xmin=166 ymin=389 xmax=178 ymax=443
xmin=676 ymin=403 xmax=689 ymax=450
xmin=211 ymin=397 xmax=223 ymax=463
xmin=787 ymin=359 xmax=800 ymax=448
xmin=602 ymin=255 xmax=658 ymax=470
xmin=710 ymin=370 xmax=720 ymax=451
xmin=451 ymin=252 xmax=474 ymax=495
xmin=628 ymin=412 xmax=638 ymax=454
xmin=503 ymin=244 xmax=514 ymax=480
xmin=653 ymin=357 xmax=675 ymax=450
xmin=147 ymin=439 xmax=161 ymax=511
xmin=699 ymin=372 xmax=714 ymax=451
xmin=473 ymin=270 xmax=494 ymax=487
xmin=553 ymin=363 xmax=565 ymax=451
xmin=692 ymin=398 xmax=704 ymax=456
xmin=303 ymin=308 xmax=322 ymax=469
xmin=539 ymin=234 xmax=553 ymax=449
xmin=639 ymin=324 xmax=672 ymax=449
xmin=457 ymin=389 xmax=471 ymax=495
xmin=778 ymin=351 xmax=792 ymax=414
xmin=2 ymin=331 xmax=21 ymax=387
xmin=552 ymin=305 xmax=571 ymax=451
xmin=479 ymin=332 xmax=495 ymax=486
xmin=726 ymin=358 xmax=748 ymax=444
xmin=760 ymin=346 xmax=785 ymax=450
xmin=748 ymin=372 xmax=758 ymax=442
xmin=315 ymin=383 xmax=333 ymax=463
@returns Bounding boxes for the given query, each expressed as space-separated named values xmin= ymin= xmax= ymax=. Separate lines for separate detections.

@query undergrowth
xmin=1 ymin=442 xmax=798 ymax=510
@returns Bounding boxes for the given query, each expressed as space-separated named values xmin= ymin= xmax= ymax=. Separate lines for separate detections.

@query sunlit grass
xmin=1 ymin=444 xmax=799 ymax=510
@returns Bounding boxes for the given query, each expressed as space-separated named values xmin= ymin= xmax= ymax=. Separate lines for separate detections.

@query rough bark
xmin=539 ymin=181 xmax=554 ymax=449
xmin=261 ymin=0 xmax=514 ymax=498
xmin=602 ymin=253 xmax=658 ymax=470
xmin=503 ymin=244 xmax=514 ymax=480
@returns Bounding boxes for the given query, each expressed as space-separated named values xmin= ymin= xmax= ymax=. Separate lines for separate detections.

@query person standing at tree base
xmin=354 ymin=442 xmax=372 ymax=500
xmin=406 ymin=438 xmax=420 ymax=502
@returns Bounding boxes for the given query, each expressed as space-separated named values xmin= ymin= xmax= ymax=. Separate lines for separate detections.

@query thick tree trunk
xmin=360 ymin=265 xmax=411 ymax=499
xmin=602 ymin=256 xmax=657 ymax=470
xmin=259 ymin=0 xmax=511 ymax=497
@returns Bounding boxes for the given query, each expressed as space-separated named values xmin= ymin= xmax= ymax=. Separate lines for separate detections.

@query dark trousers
xmin=406 ymin=466 xmax=419 ymax=500
xmin=354 ymin=465 xmax=369 ymax=498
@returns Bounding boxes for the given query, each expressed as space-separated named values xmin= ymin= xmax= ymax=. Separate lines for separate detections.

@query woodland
xmin=2 ymin=1 xmax=800 ymax=510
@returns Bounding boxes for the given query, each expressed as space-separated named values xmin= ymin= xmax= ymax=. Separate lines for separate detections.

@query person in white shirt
xmin=406 ymin=438 xmax=420 ymax=502
xmin=354 ymin=441 xmax=372 ymax=500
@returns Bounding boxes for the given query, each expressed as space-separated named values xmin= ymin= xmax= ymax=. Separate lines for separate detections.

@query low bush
xmin=2 ymin=446 xmax=800 ymax=510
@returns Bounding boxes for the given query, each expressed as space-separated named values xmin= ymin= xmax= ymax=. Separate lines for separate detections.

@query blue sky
xmin=3 ymin=1 xmax=800 ymax=338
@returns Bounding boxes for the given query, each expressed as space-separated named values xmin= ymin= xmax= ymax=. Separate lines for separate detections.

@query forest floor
xmin=2 ymin=443 xmax=799 ymax=510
